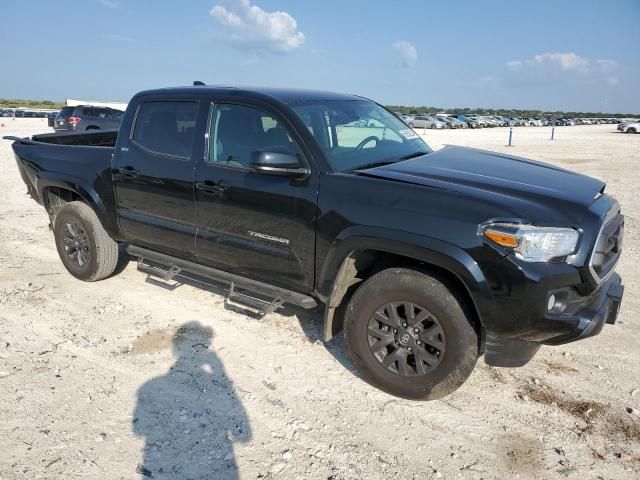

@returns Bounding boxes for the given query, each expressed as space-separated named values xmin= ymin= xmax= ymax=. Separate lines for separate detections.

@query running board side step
xmin=126 ymin=245 xmax=318 ymax=312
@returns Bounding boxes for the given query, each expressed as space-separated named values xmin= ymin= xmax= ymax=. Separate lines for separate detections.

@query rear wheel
xmin=344 ymin=268 xmax=478 ymax=400
xmin=628 ymin=127 xmax=637 ymax=134
xmin=53 ymin=201 xmax=119 ymax=281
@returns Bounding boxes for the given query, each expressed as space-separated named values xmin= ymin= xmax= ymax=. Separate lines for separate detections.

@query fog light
xmin=547 ymin=295 xmax=556 ymax=312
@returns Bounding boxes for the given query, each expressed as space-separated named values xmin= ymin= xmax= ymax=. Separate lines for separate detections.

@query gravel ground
xmin=1 ymin=119 xmax=639 ymax=479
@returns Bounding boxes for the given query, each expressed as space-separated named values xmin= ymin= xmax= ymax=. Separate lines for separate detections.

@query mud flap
xmin=484 ymin=333 xmax=541 ymax=367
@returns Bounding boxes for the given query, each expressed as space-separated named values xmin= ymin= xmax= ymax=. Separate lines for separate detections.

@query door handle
xmin=196 ymin=181 xmax=225 ymax=196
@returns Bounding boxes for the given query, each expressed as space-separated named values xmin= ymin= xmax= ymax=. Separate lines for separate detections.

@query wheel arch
xmin=317 ymin=228 xmax=493 ymax=342
xmin=37 ymin=176 xmax=118 ymax=238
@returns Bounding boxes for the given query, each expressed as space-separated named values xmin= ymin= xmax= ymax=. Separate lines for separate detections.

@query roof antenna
xmin=193 ymin=80 xmax=206 ymax=86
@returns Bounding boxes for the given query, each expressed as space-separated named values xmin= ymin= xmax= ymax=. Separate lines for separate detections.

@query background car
xmin=491 ymin=116 xmax=509 ymax=127
xmin=407 ymin=115 xmax=440 ymax=129
xmin=457 ymin=115 xmax=482 ymax=128
xmin=47 ymin=111 xmax=59 ymax=127
xmin=467 ymin=115 xmax=490 ymax=127
xmin=619 ymin=121 xmax=639 ymax=133
xmin=436 ymin=115 xmax=465 ymax=128
xmin=54 ymin=105 xmax=125 ymax=131
xmin=427 ymin=116 xmax=447 ymax=129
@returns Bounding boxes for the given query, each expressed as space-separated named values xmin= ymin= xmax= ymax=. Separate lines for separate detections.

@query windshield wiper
xmin=352 ymin=151 xmax=429 ymax=173
xmin=352 ymin=160 xmax=397 ymax=172
xmin=397 ymin=150 xmax=429 ymax=161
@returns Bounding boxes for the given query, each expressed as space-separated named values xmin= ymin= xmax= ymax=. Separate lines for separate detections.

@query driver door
xmin=193 ymin=100 xmax=319 ymax=292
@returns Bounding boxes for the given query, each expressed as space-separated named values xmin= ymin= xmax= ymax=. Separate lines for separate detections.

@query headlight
xmin=483 ymin=223 xmax=579 ymax=262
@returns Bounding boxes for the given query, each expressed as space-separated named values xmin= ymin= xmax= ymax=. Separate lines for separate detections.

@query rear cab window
xmin=131 ymin=101 xmax=199 ymax=159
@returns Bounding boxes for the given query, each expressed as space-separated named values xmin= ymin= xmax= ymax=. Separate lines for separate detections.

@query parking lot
xmin=1 ymin=119 xmax=639 ymax=479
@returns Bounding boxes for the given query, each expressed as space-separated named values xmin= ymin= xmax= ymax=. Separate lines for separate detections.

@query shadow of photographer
xmin=132 ymin=321 xmax=251 ymax=479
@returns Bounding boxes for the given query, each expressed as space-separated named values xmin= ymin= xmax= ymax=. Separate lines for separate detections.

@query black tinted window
xmin=108 ymin=109 xmax=124 ymax=119
xmin=82 ymin=107 xmax=97 ymax=117
xmin=58 ymin=107 xmax=75 ymax=118
xmin=133 ymin=101 xmax=198 ymax=158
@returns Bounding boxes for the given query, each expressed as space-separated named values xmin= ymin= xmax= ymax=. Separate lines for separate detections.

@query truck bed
xmin=31 ymin=129 xmax=118 ymax=147
xmin=4 ymin=130 xmax=118 ymax=215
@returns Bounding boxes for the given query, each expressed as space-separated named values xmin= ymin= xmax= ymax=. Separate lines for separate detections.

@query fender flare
xmin=36 ymin=173 xmax=119 ymax=238
xmin=317 ymin=226 xmax=493 ymax=341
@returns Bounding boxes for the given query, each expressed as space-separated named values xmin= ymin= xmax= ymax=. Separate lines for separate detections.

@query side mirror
xmin=250 ymin=148 xmax=310 ymax=177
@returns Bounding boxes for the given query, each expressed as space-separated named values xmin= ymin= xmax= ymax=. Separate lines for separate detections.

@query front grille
xmin=590 ymin=208 xmax=623 ymax=281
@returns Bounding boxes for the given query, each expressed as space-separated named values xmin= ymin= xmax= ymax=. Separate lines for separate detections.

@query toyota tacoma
xmin=6 ymin=84 xmax=624 ymax=400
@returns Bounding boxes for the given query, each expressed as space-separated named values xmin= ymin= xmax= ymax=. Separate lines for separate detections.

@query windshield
xmin=291 ymin=99 xmax=432 ymax=172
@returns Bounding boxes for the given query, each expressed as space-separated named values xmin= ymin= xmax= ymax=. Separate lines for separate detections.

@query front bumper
xmin=544 ymin=273 xmax=623 ymax=345
xmin=484 ymin=272 xmax=623 ymax=367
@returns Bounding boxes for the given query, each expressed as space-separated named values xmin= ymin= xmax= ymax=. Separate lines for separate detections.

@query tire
xmin=408 ymin=122 xmax=415 ymax=128
xmin=344 ymin=268 xmax=478 ymax=400
xmin=628 ymin=127 xmax=637 ymax=134
xmin=53 ymin=201 xmax=119 ymax=281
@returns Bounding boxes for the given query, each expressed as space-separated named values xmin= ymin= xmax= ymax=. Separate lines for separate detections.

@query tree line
xmin=0 ymin=98 xmax=65 ymax=109
xmin=386 ymin=105 xmax=639 ymax=119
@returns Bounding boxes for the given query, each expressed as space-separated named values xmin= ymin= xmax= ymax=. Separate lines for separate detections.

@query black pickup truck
xmin=6 ymin=85 xmax=624 ymax=400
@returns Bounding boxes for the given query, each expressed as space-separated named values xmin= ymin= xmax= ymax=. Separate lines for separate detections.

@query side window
xmin=132 ymin=101 xmax=198 ymax=158
xmin=82 ymin=107 xmax=96 ymax=117
xmin=208 ymin=103 xmax=297 ymax=168
xmin=109 ymin=109 xmax=125 ymax=120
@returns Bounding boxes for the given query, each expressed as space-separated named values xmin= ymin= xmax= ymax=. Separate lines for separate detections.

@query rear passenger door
xmin=113 ymin=97 xmax=205 ymax=258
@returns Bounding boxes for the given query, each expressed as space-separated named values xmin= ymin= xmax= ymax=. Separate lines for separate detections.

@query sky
xmin=1 ymin=0 xmax=639 ymax=113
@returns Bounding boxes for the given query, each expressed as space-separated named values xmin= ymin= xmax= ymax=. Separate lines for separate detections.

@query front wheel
xmin=628 ymin=127 xmax=637 ymax=134
xmin=344 ymin=268 xmax=478 ymax=400
xmin=53 ymin=201 xmax=119 ymax=281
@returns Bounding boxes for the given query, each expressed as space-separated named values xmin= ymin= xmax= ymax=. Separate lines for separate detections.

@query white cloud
xmin=210 ymin=0 xmax=305 ymax=54
xmin=508 ymin=52 xmax=588 ymax=73
xmin=392 ymin=41 xmax=417 ymax=67
xmin=507 ymin=52 xmax=619 ymax=85
xmin=595 ymin=59 xmax=620 ymax=85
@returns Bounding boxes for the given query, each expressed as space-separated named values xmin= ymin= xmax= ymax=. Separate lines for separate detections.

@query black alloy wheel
xmin=367 ymin=301 xmax=445 ymax=377
xmin=62 ymin=220 xmax=91 ymax=268
xmin=53 ymin=201 xmax=119 ymax=281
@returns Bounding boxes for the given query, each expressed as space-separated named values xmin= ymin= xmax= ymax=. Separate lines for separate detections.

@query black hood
xmin=360 ymin=146 xmax=604 ymax=210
